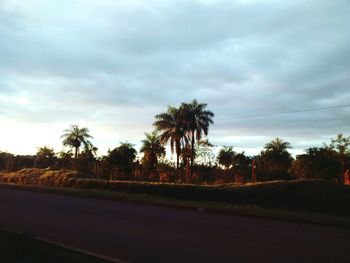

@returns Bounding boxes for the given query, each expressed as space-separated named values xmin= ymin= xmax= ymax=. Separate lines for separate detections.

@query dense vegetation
xmin=0 ymin=100 xmax=349 ymax=185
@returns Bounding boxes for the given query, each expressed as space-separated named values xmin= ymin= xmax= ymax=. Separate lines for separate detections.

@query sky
xmin=0 ymin=0 xmax=349 ymax=157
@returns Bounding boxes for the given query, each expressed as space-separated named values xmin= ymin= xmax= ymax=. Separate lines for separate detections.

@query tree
xmin=329 ymin=133 xmax=350 ymax=180
xmin=105 ymin=142 xmax=137 ymax=180
xmin=329 ymin=133 xmax=350 ymax=155
xmin=0 ymin=152 xmax=14 ymax=171
xmin=153 ymin=106 xmax=187 ymax=170
xmin=180 ymin=144 xmax=193 ymax=183
xmin=140 ymin=131 xmax=166 ymax=177
xmin=256 ymin=138 xmax=293 ymax=181
xmin=181 ymin=99 xmax=214 ymax=180
xmin=231 ymin=152 xmax=252 ymax=183
xmin=61 ymin=124 xmax=93 ymax=161
xmin=217 ymin=146 xmax=236 ymax=170
xmin=79 ymin=143 xmax=98 ymax=174
xmin=35 ymin=146 xmax=55 ymax=168
xmin=264 ymin=138 xmax=291 ymax=153
xmin=290 ymin=147 xmax=341 ymax=180
xmin=58 ymin=150 xmax=73 ymax=170
xmin=80 ymin=143 xmax=98 ymax=160
xmin=195 ymin=139 xmax=215 ymax=166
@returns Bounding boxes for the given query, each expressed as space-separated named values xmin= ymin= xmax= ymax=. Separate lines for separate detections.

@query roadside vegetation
xmin=1 ymin=169 xmax=350 ymax=218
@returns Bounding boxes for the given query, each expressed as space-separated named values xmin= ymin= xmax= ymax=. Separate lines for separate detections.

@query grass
xmin=0 ymin=228 xmax=109 ymax=263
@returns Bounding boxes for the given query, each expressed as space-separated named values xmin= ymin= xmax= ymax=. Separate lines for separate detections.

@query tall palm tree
xmin=61 ymin=124 xmax=93 ymax=160
xmin=140 ymin=131 xmax=166 ymax=169
xmin=264 ymin=138 xmax=291 ymax=153
xmin=181 ymin=99 xmax=214 ymax=179
xmin=153 ymin=106 xmax=187 ymax=170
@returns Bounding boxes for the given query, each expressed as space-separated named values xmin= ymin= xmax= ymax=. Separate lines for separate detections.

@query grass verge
xmin=1 ymin=183 xmax=350 ymax=230
xmin=0 ymin=228 xmax=110 ymax=263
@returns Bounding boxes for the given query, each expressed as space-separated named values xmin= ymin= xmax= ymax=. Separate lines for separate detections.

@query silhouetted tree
xmin=217 ymin=146 xmax=235 ymax=170
xmin=79 ymin=143 xmax=98 ymax=174
xmin=180 ymin=144 xmax=193 ymax=183
xmin=231 ymin=152 xmax=252 ymax=183
xmin=256 ymin=138 xmax=293 ymax=181
xmin=35 ymin=146 xmax=55 ymax=168
xmin=58 ymin=150 xmax=73 ymax=170
xmin=290 ymin=147 xmax=341 ymax=180
xmin=328 ymin=133 xmax=350 ymax=180
xmin=0 ymin=152 xmax=14 ymax=171
xmin=153 ymin=106 xmax=187 ymax=170
xmin=181 ymin=99 xmax=214 ymax=180
xmin=105 ymin=142 xmax=137 ymax=180
xmin=140 ymin=131 xmax=165 ymax=180
xmin=61 ymin=125 xmax=93 ymax=160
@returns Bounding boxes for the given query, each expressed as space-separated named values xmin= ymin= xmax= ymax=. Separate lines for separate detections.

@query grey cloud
xmin=1 ymin=0 xmax=350 ymax=154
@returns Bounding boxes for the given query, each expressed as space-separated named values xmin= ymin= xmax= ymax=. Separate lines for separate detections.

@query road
xmin=0 ymin=187 xmax=349 ymax=263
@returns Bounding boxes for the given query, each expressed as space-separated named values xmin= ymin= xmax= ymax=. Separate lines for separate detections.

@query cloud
xmin=0 ymin=0 xmax=349 ymax=155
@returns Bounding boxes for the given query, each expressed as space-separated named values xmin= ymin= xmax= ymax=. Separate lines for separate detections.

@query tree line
xmin=0 ymin=99 xmax=349 ymax=185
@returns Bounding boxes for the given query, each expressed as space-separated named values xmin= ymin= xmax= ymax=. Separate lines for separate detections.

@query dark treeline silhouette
xmin=0 ymin=100 xmax=349 ymax=185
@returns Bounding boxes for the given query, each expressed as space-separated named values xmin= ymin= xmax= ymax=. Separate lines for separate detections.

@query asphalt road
xmin=0 ymin=187 xmax=349 ymax=263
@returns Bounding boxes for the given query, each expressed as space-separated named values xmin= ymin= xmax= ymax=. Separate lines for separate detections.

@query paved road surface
xmin=0 ymin=187 xmax=349 ymax=262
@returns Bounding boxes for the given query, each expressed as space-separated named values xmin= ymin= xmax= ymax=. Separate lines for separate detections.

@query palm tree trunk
xmin=186 ymin=159 xmax=190 ymax=184
xmin=74 ymin=147 xmax=78 ymax=170
xmin=190 ymin=130 xmax=195 ymax=182
xmin=175 ymin=140 xmax=181 ymax=182
xmin=176 ymin=154 xmax=179 ymax=170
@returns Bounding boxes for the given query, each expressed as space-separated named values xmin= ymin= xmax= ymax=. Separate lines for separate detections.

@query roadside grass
xmin=0 ymin=228 xmax=108 ymax=263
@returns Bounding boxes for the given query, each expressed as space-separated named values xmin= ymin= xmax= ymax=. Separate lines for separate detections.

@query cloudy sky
xmin=0 ymin=0 xmax=349 ymax=157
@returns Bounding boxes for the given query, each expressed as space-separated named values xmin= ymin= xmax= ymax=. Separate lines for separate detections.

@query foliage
xmin=180 ymin=99 xmax=214 ymax=178
xmin=153 ymin=106 xmax=187 ymax=170
xmin=290 ymin=147 xmax=341 ymax=180
xmin=195 ymin=139 xmax=215 ymax=166
xmin=256 ymin=138 xmax=293 ymax=181
xmin=140 ymin=131 xmax=165 ymax=176
xmin=57 ymin=150 xmax=73 ymax=170
xmin=0 ymin=152 xmax=15 ymax=171
xmin=217 ymin=146 xmax=236 ymax=170
xmin=329 ymin=133 xmax=350 ymax=155
xmin=231 ymin=152 xmax=252 ymax=183
xmin=105 ymin=142 xmax=137 ymax=180
xmin=61 ymin=124 xmax=93 ymax=159
xmin=35 ymin=146 xmax=56 ymax=169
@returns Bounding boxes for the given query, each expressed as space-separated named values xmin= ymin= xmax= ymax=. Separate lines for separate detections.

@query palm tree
xmin=61 ymin=124 xmax=93 ymax=161
xmin=264 ymin=138 xmax=291 ymax=153
xmin=153 ymin=106 xmax=187 ymax=170
xmin=259 ymin=138 xmax=292 ymax=181
xmin=35 ymin=146 xmax=55 ymax=168
xmin=217 ymin=146 xmax=235 ymax=170
xmin=140 ymin=131 xmax=166 ymax=170
xmin=181 ymin=99 xmax=214 ymax=179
